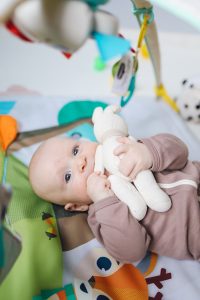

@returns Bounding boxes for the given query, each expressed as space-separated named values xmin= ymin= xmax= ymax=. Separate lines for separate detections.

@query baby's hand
xmin=114 ymin=137 xmax=153 ymax=180
xmin=87 ymin=172 xmax=114 ymax=203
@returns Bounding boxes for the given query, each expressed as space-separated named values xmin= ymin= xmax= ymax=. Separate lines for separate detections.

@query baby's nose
xmin=77 ymin=156 xmax=86 ymax=172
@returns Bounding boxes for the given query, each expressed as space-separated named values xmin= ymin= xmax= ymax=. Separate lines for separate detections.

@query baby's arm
xmin=88 ymin=196 xmax=151 ymax=262
xmin=141 ymin=133 xmax=189 ymax=172
xmin=114 ymin=133 xmax=189 ymax=177
xmin=114 ymin=136 xmax=153 ymax=180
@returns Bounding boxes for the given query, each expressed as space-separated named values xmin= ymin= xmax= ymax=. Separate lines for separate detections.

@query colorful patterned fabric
xmin=0 ymin=93 xmax=200 ymax=299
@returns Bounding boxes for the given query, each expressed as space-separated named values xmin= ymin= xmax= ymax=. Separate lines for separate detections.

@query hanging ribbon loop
xmin=133 ymin=6 xmax=154 ymax=25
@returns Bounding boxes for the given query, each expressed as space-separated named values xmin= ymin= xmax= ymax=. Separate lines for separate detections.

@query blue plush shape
xmin=93 ymin=32 xmax=131 ymax=61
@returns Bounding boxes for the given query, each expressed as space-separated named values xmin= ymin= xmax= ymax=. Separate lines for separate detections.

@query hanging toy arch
xmin=1 ymin=0 xmax=179 ymax=112
xmin=111 ymin=0 xmax=179 ymax=111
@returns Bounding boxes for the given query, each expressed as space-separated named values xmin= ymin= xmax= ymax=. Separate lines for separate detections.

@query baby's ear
xmin=64 ymin=203 xmax=89 ymax=212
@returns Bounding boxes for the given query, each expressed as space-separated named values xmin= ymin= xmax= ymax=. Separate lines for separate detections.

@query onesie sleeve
xmin=88 ymin=196 xmax=151 ymax=263
xmin=141 ymin=134 xmax=189 ymax=172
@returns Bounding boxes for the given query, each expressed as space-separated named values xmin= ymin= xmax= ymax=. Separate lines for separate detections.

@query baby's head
xmin=29 ymin=136 xmax=98 ymax=211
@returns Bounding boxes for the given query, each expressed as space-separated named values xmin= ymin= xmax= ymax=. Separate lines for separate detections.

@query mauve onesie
xmin=88 ymin=134 xmax=200 ymax=262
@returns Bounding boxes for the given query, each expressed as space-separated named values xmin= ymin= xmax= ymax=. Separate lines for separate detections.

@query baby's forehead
xmin=41 ymin=136 xmax=75 ymax=155
xmin=46 ymin=136 xmax=66 ymax=144
xmin=39 ymin=136 xmax=84 ymax=158
xmin=43 ymin=136 xmax=70 ymax=148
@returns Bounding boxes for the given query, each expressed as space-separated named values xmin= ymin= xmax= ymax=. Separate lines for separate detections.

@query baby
xmin=29 ymin=133 xmax=200 ymax=262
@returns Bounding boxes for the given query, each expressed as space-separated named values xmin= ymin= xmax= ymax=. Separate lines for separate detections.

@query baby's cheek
xmin=76 ymin=177 xmax=88 ymax=196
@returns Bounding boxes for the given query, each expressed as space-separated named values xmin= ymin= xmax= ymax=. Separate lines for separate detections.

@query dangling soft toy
xmin=0 ymin=0 xmax=24 ymax=24
xmin=176 ymin=76 xmax=200 ymax=123
xmin=92 ymin=105 xmax=171 ymax=220
xmin=11 ymin=0 xmax=119 ymax=55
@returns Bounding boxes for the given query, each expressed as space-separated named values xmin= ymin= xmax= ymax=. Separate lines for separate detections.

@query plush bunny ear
xmin=92 ymin=107 xmax=103 ymax=123
xmin=104 ymin=104 xmax=121 ymax=114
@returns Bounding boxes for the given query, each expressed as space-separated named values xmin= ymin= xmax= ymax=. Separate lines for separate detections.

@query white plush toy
xmin=176 ymin=76 xmax=200 ymax=123
xmin=92 ymin=105 xmax=171 ymax=220
xmin=11 ymin=0 xmax=118 ymax=54
xmin=0 ymin=0 xmax=24 ymax=23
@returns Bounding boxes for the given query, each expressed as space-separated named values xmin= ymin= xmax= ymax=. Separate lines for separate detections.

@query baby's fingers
xmin=129 ymin=163 xmax=143 ymax=180
xmin=105 ymin=179 xmax=111 ymax=189
xmin=113 ymin=143 xmax=129 ymax=156
xmin=87 ymin=172 xmax=99 ymax=185
xmin=118 ymin=160 xmax=135 ymax=177
xmin=117 ymin=136 xmax=131 ymax=144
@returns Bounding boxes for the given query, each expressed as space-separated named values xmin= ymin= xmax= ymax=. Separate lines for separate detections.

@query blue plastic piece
xmin=86 ymin=0 xmax=108 ymax=6
xmin=93 ymin=32 xmax=131 ymax=62
xmin=85 ymin=0 xmax=109 ymax=11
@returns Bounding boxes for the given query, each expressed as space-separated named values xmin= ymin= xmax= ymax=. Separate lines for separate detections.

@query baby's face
xmin=29 ymin=137 xmax=98 ymax=208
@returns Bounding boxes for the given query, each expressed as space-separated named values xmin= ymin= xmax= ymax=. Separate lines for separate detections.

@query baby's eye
xmin=73 ymin=145 xmax=79 ymax=156
xmin=64 ymin=171 xmax=71 ymax=183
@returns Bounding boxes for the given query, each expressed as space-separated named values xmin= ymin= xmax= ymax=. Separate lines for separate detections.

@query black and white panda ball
xmin=176 ymin=76 xmax=200 ymax=123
